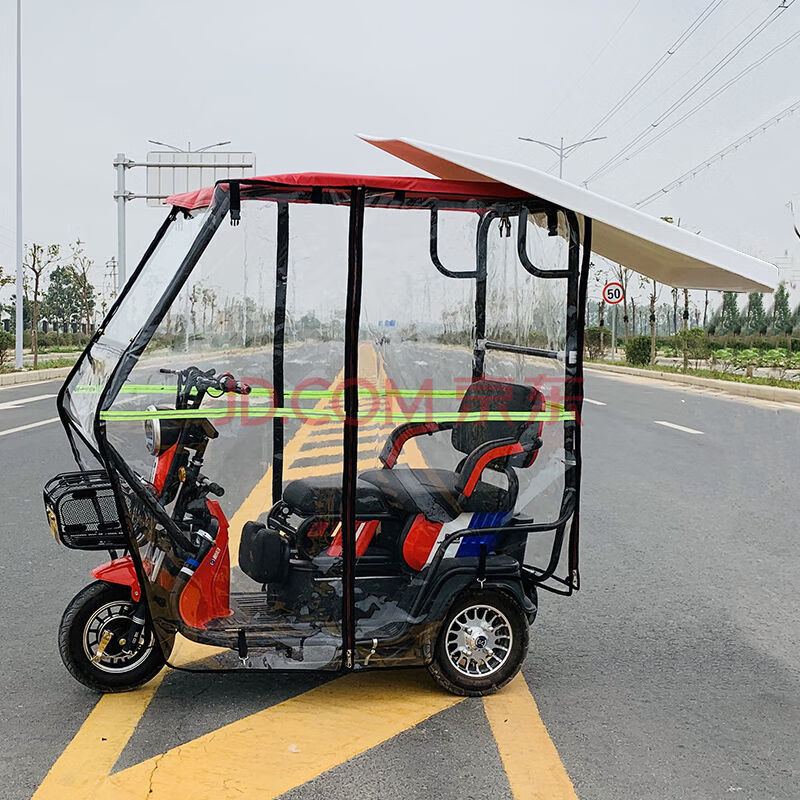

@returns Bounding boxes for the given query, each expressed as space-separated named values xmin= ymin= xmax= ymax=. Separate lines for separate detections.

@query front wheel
xmin=59 ymin=581 xmax=167 ymax=692
xmin=427 ymin=589 xmax=529 ymax=697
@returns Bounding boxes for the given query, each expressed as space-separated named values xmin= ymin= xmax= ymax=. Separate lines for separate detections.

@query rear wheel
xmin=427 ymin=589 xmax=529 ymax=697
xmin=59 ymin=581 xmax=167 ymax=692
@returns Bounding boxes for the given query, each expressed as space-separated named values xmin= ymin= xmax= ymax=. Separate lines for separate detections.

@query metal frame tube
xmin=517 ymin=206 xmax=571 ymax=279
xmin=272 ymin=203 xmax=289 ymax=503
xmin=429 ymin=206 xmax=479 ymax=279
xmin=342 ymin=186 xmax=366 ymax=670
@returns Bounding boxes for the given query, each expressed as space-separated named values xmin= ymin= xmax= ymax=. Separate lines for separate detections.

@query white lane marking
xmin=654 ymin=420 xmax=704 ymax=435
xmin=0 ymin=393 xmax=57 ymax=411
xmin=583 ymin=397 xmax=606 ymax=406
xmin=0 ymin=417 xmax=60 ymax=438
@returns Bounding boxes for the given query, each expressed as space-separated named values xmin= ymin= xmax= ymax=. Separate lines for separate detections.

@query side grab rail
xmin=484 ymin=340 xmax=562 ymax=360
xmin=410 ymin=493 xmax=577 ymax=615
xmin=429 ymin=206 xmax=479 ymax=279
xmin=517 ymin=206 xmax=572 ymax=279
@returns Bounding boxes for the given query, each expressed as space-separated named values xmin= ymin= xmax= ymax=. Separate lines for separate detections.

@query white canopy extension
xmin=361 ymin=136 xmax=778 ymax=293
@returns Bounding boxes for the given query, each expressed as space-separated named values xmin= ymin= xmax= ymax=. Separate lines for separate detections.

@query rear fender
xmin=426 ymin=573 xmax=535 ymax=623
xmin=91 ymin=556 xmax=142 ymax=602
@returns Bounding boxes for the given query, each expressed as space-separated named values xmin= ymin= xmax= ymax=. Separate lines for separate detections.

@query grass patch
xmin=37 ymin=346 xmax=84 ymax=354
xmin=587 ymin=359 xmax=800 ymax=390
xmin=0 ymin=357 xmax=75 ymax=374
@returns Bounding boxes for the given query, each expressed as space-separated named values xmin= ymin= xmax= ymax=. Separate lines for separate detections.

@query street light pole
xmin=15 ymin=0 xmax=23 ymax=369
xmin=518 ymin=135 xmax=607 ymax=180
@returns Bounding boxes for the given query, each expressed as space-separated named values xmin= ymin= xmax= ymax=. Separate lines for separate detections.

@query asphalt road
xmin=1 ymin=341 xmax=798 ymax=799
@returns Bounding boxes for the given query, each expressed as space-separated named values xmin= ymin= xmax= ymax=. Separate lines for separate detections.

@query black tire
xmin=427 ymin=588 xmax=529 ymax=697
xmin=59 ymin=581 xmax=167 ymax=693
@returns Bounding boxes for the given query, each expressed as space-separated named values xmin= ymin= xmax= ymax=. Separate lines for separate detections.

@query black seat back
xmin=451 ymin=379 xmax=544 ymax=469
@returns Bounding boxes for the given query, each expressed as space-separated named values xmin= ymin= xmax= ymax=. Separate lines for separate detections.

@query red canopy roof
xmin=165 ymin=172 xmax=528 ymax=210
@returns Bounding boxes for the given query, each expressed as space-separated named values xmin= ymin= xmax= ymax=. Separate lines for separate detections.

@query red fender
xmin=92 ymin=555 xmax=142 ymax=602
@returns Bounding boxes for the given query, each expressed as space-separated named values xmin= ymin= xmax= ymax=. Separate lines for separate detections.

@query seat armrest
xmin=379 ymin=421 xmax=452 ymax=469
xmin=512 ymin=426 xmax=543 ymax=465
xmin=455 ymin=437 xmax=525 ymax=498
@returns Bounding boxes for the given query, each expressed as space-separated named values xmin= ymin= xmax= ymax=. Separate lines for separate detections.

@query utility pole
xmin=518 ymin=135 xmax=606 ymax=180
xmin=15 ymin=0 xmax=23 ymax=369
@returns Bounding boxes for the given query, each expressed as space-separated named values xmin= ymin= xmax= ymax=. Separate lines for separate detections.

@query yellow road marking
xmin=305 ymin=422 xmax=388 ymax=442
xmin=483 ymin=673 xmax=579 ymax=800
xmin=293 ymin=439 xmax=383 ymax=459
xmin=30 ymin=639 xmax=221 ymax=800
xmin=30 ymin=678 xmax=163 ymax=800
xmin=101 ymin=671 xmax=465 ymax=799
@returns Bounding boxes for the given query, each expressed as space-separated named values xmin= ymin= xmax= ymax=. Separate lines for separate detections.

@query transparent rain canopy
xmin=59 ymin=178 xmax=585 ymax=673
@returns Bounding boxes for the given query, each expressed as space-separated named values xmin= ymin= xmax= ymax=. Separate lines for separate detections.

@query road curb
xmin=586 ymin=361 xmax=800 ymax=405
xmin=0 ymin=366 xmax=72 ymax=387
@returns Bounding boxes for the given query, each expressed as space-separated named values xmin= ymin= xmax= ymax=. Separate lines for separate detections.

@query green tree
xmin=0 ymin=329 xmax=14 ymax=367
xmin=719 ymin=292 xmax=740 ymax=335
xmin=771 ymin=282 xmax=792 ymax=334
xmin=0 ymin=266 xmax=13 ymax=334
xmin=67 ymin=240 xmax=96 ymax=335
xmin=43 ymin=264 xmax=81 ymax=331
xmin=24 ymin=243 xmax=60 ymax=367
xmin=743 ymin=292 xmax=767 ymax=335
xmin=5 ymin=294 xmax=31 ymax=333
xmin=0 ymin=265 xmax=14 ymax=290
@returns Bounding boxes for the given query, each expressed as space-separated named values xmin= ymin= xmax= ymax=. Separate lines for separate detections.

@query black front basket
xmin=43 ymin=470 xmax=128 ymax=551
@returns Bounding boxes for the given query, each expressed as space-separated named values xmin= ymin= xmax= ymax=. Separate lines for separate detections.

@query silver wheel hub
xmin=445 ymin=604 xmax=513 ymax=678
xmin=82 ymin=600 xmax=154 ymax=674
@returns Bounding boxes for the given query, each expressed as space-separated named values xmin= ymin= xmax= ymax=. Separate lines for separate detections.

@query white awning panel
xmin=361 ymin=136 xmax=778 ymax=293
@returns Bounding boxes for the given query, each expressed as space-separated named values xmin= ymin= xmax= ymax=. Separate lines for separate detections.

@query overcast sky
xmin=1 ymin=0 xmax=799 ymax=308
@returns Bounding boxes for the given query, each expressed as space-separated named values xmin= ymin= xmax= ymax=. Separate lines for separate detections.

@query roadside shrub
xmin=625 ymin=336 xmax=651 ymax=366
xmin=0 ymin=330 xmax=13 ymax=367
xmin=584 ymin=326 xmax=605 ymax=359
xmin=674 ymin=328 xmax=711 ymax=361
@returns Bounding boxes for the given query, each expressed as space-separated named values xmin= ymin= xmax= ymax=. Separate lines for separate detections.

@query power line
xmin=633 ymin=98 xmax=800 ymax=208
xmin=547 ymin=0 xmax=645 ymax=124
xmin=548 ymin=2 xmax=728 ymax=176
xmin=610 ymin=26 xmax=800 ymax=170
xmin=585 ymin=0 xmax=796 ymax=185
xmin=580 ymin=0 xmax=728 ymax=141
xmin=602 ymin=2 xmax=764 ymax=141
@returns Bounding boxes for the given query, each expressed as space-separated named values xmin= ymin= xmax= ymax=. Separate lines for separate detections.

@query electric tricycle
xmin=44 ymin=137 xmax=777 ymax=696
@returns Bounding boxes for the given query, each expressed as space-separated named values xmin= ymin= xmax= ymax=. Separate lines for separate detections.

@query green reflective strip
xmin=78 ymin=384 xmax=568 ymax=412
xmin=99 ymin=407 xmax=575 ymax=423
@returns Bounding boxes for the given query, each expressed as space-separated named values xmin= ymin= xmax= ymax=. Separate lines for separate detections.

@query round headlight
xmin=144 ymin=405 xmax=160 ymax=456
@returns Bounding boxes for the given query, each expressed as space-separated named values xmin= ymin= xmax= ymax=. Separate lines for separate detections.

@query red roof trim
xmin=166 ymin=172 xmax=528 ymax=210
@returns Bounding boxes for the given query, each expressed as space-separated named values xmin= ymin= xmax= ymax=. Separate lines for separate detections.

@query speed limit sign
xmin=602 ymin=282 xmax=624 ymax=304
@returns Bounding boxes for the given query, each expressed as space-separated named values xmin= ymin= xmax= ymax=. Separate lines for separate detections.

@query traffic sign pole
xmin=602 ymin=281 xmax=624 ymax=363
xmin=611 ymin=304 xmax=617 ymax=362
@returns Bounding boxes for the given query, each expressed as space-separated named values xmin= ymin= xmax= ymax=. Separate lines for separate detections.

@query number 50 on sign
xmin=602 ymin=282 xmax=624 ymax=304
